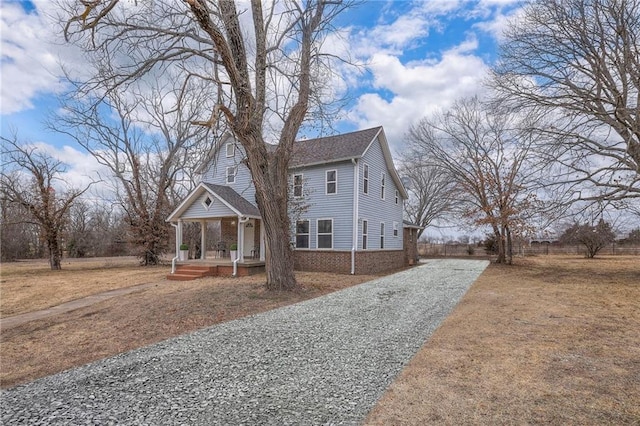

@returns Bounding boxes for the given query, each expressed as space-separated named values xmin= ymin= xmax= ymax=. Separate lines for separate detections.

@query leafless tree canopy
xmin=0 ymin=135 xmax=91 ymax=269
xmin=407 ymin=96 xmax=551 ymax=264
xmin=397 ymin=157 xmax=455 ymax=239
xmin=50 ymin=79 xmax=209 ymax=265
xmin=492 ymin=0 xmax=640 ymax=203
xmin=60 ymin=0 xmax=353 ymax=290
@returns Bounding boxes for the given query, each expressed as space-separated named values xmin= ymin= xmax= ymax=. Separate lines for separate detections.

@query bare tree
xmin=559 ymin=219 xmax=616 ymax=258
xmin=60 ymin=0 xmax=353 ymax=290
xmin=50 ymin=79 xmax=209 ymax=265
xmin=0 ymin=198 xmax=41 ymax=261
xmin=407 ymin=96 xmax=549 ymax=264
xmin=0 ymin=135 xmax=91 ymax=270
xmin=398 ymin=157 xmax=455 ymax=239
xmin=491 ymin=0 xmax=640 ymax=203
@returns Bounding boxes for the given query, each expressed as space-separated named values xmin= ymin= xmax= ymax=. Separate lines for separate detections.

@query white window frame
xmin=317 ymin=218 xmax=333 ymax=249
xmin=226 ymin=166 xmax=236 ymax=184
xmin=295 ymin=219 xmax=310 ymax=249
xmin=393 ymin=221 xmax=399 ymax=237
xmin=363 ymin=164 xmax=369 ymax=194
xmin=326 ymin=169 xmax=337 ymax=195
xmin=202 ymin=195 xmax=214 ymax=210
xmin=380 ymin=222 xmax=385 ymax=249
xmin=293 ymin=173 xmax=304 ymax=198
xmin=362 ymin=219 xmax=368 ymax=250
xmin=226 ymin=142 xmax=235 ymax=158
xmin=395 ymin=189 xmax=399 ymax=205
xmin=381 ymin=173 xmax=386 ymax=200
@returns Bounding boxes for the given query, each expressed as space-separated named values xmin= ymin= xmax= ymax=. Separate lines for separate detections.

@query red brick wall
xmin=293 ymin=250 xmax=404 ymax=274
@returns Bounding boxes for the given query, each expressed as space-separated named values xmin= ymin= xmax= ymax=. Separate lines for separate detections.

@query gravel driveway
xmin=1 ymin=259 xmax=489 ymax=425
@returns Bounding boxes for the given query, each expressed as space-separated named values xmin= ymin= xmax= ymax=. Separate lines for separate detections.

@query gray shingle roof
xmin=289 ymin=127 xmax=382 ymax=168
xmin=202 ymin=183 xmax=260 ymax=217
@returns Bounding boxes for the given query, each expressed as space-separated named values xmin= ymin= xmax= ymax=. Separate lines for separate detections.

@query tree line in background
xmin=1 ymin=0 xmax=639 ymax=272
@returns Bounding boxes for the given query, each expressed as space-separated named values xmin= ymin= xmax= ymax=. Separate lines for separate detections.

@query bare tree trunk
xmin=47 ymin=232 xmax=62 ymax=270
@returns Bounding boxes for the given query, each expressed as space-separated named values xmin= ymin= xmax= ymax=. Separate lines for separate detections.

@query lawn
xmin=1 ymin=255 xmax=639 ymax=424
xmin=365 ymin=255 xmax=640 ymax=425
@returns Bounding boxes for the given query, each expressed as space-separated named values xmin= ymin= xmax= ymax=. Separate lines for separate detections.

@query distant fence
xmin=418 ymin=242 xmax=640 ymax=257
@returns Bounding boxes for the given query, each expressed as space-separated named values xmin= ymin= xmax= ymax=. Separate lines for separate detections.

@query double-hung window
xmin=395 ymin=189 xmax=399 ymax=205
xmin=326 ymin=170 xmax=337 ymax=194
xmin=363 ymin=164 xmax=369 ymax=194
xmin=362 ymin=220 xmax=368 ymax=250
xmin=317 ymin=219 xmax=333 ymax=249
xmin=381 ymin=173 xmax=386 ymax=200
xmin=293 ymin=174 xmax=303 ymax=198
xmin=393 ymin=221 xmax=399 ymax=237
xmin=226 ymin=166 xmax=236 ymax=184
xmin=380 ymin=222 xmax=385 ymax=249
xmin=296 ymin=220 xmax=310 ymax=249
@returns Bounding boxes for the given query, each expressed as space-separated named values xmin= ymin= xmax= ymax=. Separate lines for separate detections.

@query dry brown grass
xmin=0 ymin=257 xmax=166 ymax=317
xmin=0 ymin=259 xmax=378 ymax=389
xmin=365 ymin=255 xmax=640 ymax=425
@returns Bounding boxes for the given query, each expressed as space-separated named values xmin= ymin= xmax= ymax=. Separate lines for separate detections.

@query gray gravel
xmin=1 ymin=259 xmax=488 ymax=425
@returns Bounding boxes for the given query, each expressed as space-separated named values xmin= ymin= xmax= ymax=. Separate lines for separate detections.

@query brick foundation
xmin=293 ymin=250 xmax=404 ymax=275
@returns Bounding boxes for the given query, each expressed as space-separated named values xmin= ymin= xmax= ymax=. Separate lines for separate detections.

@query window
xmin=296 ymin=220 xmax=309 ymax=249
xmin=317 ymin=219 xmax=333 ymax=249
xmin=326 ymin=170 xmax=337 ymax=194
xmin=363 ymin=164 xmax=369 ymax=194
xmin=293 ymin=174 xmax=303 ymax=198
xmin=380 ymin=222 xmax=385 ymax=249
xmin=395 ymin=189 xmax=399 ymax=205
xmin=226 ymin=142 xmax=235 ymax=157
xmin=362 ymin=220 xmax=368 ymax=250
xmin=202 ymin=195 xmax=213 ymax=210
xmin=381 ymin=173 xmax=386 ymax=200
xmin=393 ymin=221 xmax=399 ymax=237
xmin=226 ymin=166 xmax=236 ymax=184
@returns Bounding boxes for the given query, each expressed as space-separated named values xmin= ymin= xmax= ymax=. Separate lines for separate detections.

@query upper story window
xmin=226 ymin=166 xmax=236 ymax=184
xmin=395 ymin=189 xmax=399 ymax=205
xmin=293 ymin=174 xmax=303 ymax=198
xmin=381 ymin=173 xmax=386 ymax=200
xmin=226 ymin=142 xmax=235 ymax=157
xmin=296 ymin=220 xmax=310 ymax=249
xmin=317 ymin=219 xmax=333 ymax=249
xmin=363 ymin=164 xmax=369 ymax=194
xmin=326 ymin=170 xmax=337 ymax=194
xmin=362 ymin=219 xmax=368 ymax=250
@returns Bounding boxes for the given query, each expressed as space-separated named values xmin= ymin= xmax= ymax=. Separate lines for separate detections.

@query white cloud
xmin=348 ymin=43 xmax=489 ymax=153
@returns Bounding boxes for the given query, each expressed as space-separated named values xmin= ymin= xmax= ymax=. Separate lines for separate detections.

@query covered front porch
xmin=167 ymin=182 xmax=266 ymax=278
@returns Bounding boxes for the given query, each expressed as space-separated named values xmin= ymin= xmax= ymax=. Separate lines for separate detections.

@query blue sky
xmin=1 ymin=0 xmax=522 ymax=189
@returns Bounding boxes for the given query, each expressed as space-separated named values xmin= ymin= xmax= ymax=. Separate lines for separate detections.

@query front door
xmin=243 ymin=219 xmax=255 ymax=258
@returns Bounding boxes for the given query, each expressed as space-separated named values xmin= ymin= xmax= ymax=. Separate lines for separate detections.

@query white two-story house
xmin=167 ymin=126 xmax=416 ymax=278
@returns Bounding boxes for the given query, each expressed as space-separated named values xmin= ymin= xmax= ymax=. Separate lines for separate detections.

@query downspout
xmin=233 ymin=216 xmax=251 ymax=277
xmin=351 ymin=158 xmax=359 ymax=275
xmin=170 ymin=222 xmax=179 ymax=274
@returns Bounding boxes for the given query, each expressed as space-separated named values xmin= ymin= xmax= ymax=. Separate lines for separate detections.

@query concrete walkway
xmin=0 ymin=282 xmax=160 ymax=330
xmin=2 ymin=259 xmax=489 ymax=425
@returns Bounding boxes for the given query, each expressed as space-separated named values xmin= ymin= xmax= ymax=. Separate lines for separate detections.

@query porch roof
xmin=167 ymin=182 xmax=261 ymax=222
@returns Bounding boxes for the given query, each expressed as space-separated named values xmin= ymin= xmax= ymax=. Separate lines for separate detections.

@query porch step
xmin=167 ymin=265 xmax=217 ymax=281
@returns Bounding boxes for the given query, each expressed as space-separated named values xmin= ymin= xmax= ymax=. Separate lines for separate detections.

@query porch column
xmin=259 ymin=219 xmax=265 ymax=261
xmin=237 ymin=215 xmax=245 ymax=263
xmin=177 ymin=219 xmax=183 ymax=256
xmin=200 ymin=220 xmax=206 ymax=260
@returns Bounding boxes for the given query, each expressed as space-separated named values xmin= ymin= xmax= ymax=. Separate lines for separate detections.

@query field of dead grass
xmin=365 ymin=255 xmax=640 ymax=425
xmin=0 ymin=259 xmax=378 ymax=388
xmin=0 ymin=257 xmax=166 ymax=317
